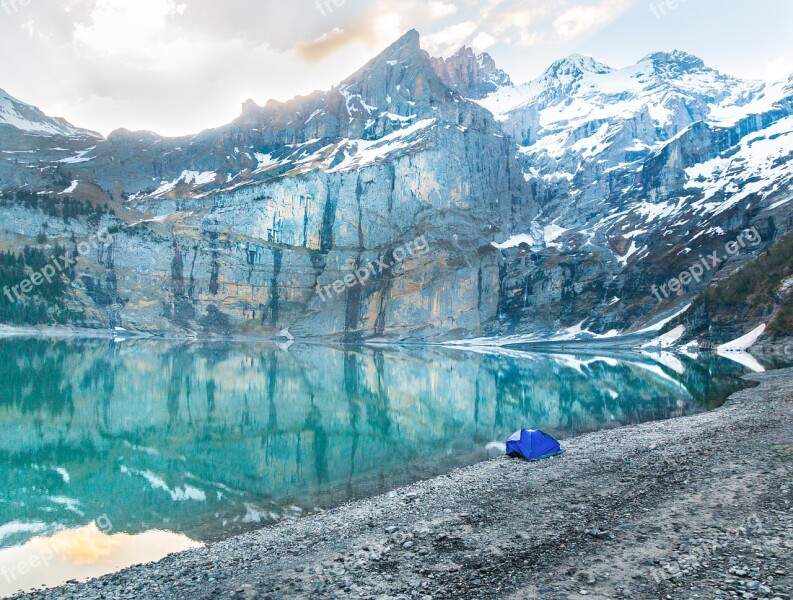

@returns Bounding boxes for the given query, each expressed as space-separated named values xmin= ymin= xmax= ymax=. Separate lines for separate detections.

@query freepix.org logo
xmin=315 ymin=0 xmax=346 ymax=17
xmin=649 ymin=0 xmax=690 ymax=20
xmin=651 ymin=227 xmax=762 ymax=304
xmin=316 ymin=235 xmax=431 ymax=303
xmin=1 ymin=0 xmax=32 ymax=16
xmin=3 ymin=229 xmax=113 ymax=304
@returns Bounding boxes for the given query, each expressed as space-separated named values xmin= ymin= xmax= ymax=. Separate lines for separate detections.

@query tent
xmin=505 ymin=429 xmax=563 ymax=461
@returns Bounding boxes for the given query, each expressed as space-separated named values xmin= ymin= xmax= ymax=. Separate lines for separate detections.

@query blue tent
xmin=505 ymin=429 xmax=563 ymax=461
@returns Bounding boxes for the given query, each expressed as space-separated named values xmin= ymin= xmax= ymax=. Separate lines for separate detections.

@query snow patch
xmin=58 ymin=147 xmax=96 ymax=164
xmin=326 ymin=119 xmax=435 ymax=173
xmin=492 ymin=233 xmax=540 ymax=249
xmin=120 ymin=466 xmax=207 ymax=502
xmin=717 ymin=324 xmax=766 ymax=352
xmin=59 ymin=180 xmax=78 ymax=195
xmin=152 ymin=170 xmax=217 ymax=196
xmin=642 ymin=324 xmax=686 ymax=349
xmin=634 ymin=304 xmax=692 ymax=334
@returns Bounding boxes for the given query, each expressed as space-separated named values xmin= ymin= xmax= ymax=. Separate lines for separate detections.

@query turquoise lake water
xmin=0 ymin=337 xmax=759 ymax=557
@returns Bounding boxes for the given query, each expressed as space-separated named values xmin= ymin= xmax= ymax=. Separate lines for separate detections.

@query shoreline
xmin=14 ymin=367 xmax=793 ymax=599
xmin=2 ymin=324 xmax=792 ymax=359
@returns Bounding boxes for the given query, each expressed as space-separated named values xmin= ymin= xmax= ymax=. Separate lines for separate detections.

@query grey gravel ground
xmin=15 ymin=368 xmax=793 ymax=600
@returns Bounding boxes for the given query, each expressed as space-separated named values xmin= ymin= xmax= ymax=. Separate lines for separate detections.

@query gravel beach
xmin=15 ymin=367 xmax=793 ymax=600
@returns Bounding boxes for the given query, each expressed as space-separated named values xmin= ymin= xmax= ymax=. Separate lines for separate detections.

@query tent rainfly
xmin=505 ymin=429 xmax=563 ymax=461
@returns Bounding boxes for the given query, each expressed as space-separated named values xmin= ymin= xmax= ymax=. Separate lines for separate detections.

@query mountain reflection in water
xmin=0 ymin=338 xmax=757 ymax=550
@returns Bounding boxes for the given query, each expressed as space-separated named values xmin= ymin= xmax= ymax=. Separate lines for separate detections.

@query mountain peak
xmin=640 ymin=50 xmax=707 ymax=74
xmin=531 ymin=54 xmax=613 ymax=97
xmin=0 ymin=87 xmax=21 ymax=103
xmin=386 ymin=28 xmax=421 ymax=56
xmin=341 ymin=28 xmax=429 ymax=87
xmin=0 ymin=87 xmax=100 ymax=138
xmin=546 ymin=54 xmax=614 ymax=77
xmin=431 ymin=45 xmax=512 ymax=99
xmin=346 ymin=28 xmax=425 ymax=78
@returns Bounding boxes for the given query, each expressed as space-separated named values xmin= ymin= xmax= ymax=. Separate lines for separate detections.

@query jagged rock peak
xmin=431 ymin=46 xmax=512 ymax=99
xmin=379 ymin=28 xmax=422 ymax=60
xmin=639 ymin=50 xmax=708 ymax=75
xmin=543 ymin=54 xmax=614 ymax=79
xmin=241 ymin=98 xmax=260 ymax=116
xmin=525 ymin=54 xmax=614 ymax=100
xmin=344 ymin=28 xmax=428 ymax=83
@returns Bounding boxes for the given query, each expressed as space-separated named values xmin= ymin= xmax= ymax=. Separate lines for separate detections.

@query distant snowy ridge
xmin=0 ymin=88 xmax=99 ymax=138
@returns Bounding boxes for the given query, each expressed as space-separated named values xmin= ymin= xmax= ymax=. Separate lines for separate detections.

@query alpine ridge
xmin=0 ymin=32 xmax=791 ymax=347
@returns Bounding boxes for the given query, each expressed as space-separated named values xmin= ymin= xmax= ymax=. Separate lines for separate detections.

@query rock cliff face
xmin=430 ymin=46 xmax=512 ymax=99
xmin=0 ymin=32 xmax=791 ymax=341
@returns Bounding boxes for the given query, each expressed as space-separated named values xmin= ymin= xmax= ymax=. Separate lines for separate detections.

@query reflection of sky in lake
xmin=0 ymin=338 xmax=761 ymax=568
xmin=0 ymin=524 xmax=199 ymax=597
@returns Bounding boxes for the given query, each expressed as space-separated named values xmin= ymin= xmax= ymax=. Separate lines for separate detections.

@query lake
xmin=0 ymin=337 xmax=762 ymax=595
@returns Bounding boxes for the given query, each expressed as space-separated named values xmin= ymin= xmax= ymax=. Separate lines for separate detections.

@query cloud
xmin=73 ymin=0 xmax=187 ymax=55
xmin=553 ymin=0 xmax=634 ymax=41
xmin=296 ymin=0 xmax=466 ymax=63
xmin=423 ymin=21 xmax=478 ymax=55
xmin=471 ymin=31 xmax=496 ymax=51
xmin=294 ymin=0 xmax=631 ymax=63
xmin=296 ymin=8 xmax=404 ymax=63
xmin=297 ymin=26 xmax=371 ymax=62
xmin=482 ymin=3 xmax=550 ymax=48
xmin=427 ymin=1 xmax=458 ymax=19
xmin=763 ymin=57 xmax=793 ymax=83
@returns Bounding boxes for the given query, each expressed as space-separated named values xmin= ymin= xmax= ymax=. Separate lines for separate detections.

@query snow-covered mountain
xmin=0 ymin=88 xmax=101 ymax=193
xmin=471 ymin=49 xmax=793 ymax=341
xmin=474 ymin=48 xmax=792 ymax=241
xmin=0 ymin=34 xmax=791 ymax=344
xmin=478 ymin=50 xmax=782 ymax=131
xmin=0 ymin=88 xmax=99 ymax=138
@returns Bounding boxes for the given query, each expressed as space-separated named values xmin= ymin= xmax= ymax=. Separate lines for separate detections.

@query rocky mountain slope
xmin=472 ymin=49 xmax=793 ymax=343
xmin=0 ymin=31 xmax=791 ymax=342
xmin=666 ymin=228 xmax=793 ymax=347
xmin=0 ymin=88 xmax=99 ymax=139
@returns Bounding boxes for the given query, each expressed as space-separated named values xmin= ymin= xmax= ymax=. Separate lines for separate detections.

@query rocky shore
xmin=16 ymin=368 xmax=793 ymax=600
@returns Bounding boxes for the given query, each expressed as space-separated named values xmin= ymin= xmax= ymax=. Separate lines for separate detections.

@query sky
xmin=0 ymin=0 xmax=791 ymax=137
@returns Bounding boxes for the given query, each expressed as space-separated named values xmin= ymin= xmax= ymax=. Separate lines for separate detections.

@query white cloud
xmin=21 ymin=20 xmax=37 ymax=38
xmin=427 ymin=1 xmax=458 ymax=19
xmin=423 ymin=21 xmax=478 ymax=55
xmin=73 ymin=0 xmax=187 ymax=55
xmin=763 ymin=57 xmax=793 ymax=83
xmin=471 ymin=32 xmax=496 ymax=51
xmin=553 ymin=0 xmax=634 ymax=41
